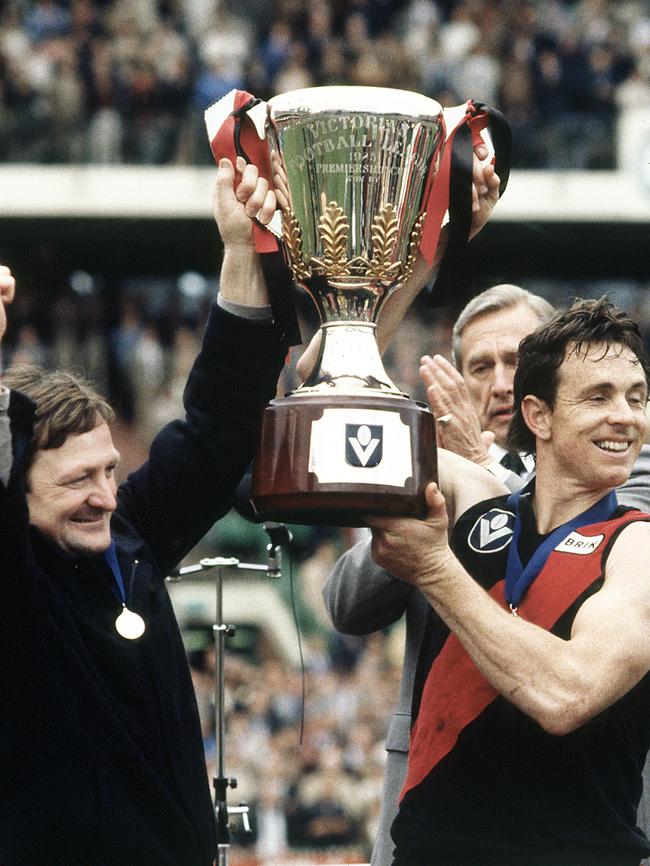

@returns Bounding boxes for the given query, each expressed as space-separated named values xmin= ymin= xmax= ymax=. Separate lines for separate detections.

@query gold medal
xmin=115 ymin=605 xmax=146 ymax=640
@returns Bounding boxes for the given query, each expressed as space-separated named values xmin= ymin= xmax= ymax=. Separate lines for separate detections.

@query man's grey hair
xmin=451 ymin=284 xmax=555 ymax=369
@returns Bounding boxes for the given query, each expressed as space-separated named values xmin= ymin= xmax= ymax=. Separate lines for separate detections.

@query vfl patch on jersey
xmin=468 ymin=508 xmax=515 ymax=553
xmin=345 ymin=424 xmax=383 ymax=468
xmin=554 ymin=531 xmax=605 ymax=555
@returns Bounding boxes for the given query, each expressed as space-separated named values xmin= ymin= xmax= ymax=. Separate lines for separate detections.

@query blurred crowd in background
xmin=3 ymin=1 xmax=650 ymax=863
xmin=188 ymin=628 xmax=398 ymax=864
xmin=1 ymin=0 xmax=650 ymax=168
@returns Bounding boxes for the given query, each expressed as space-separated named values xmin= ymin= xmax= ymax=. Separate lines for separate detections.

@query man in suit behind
xmin=323 ymin=285 xmax=650 ymax=866
xmin=421 ymin=284 xmax=553 ymax=490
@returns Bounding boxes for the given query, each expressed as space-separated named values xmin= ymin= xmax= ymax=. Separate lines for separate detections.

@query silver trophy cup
xmin=252 ymin=86 xmax=445 ymax=525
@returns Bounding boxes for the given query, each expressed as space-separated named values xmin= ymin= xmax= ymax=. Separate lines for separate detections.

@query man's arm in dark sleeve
xmin=116 ymin=303 xmax=286 ymax=574
xmin=116 ymin=159 xmax=288 ymax=573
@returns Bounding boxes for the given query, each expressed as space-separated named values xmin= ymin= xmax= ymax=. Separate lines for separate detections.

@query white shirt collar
xmin=489 ymin=441 xmax=535 ymax=475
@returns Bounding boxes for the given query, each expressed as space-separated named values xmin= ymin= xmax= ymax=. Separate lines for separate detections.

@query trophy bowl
xmin=251 ymin=86 xmax=445 ymax=526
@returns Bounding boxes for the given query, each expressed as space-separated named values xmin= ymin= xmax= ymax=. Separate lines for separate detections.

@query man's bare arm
xmin=368 ymin=484 xmax=650 ymax=735
xmin=437 ymin=448 xmax=506 ymax=525
xmin=214 ymin=156 xmax=276 ymax=308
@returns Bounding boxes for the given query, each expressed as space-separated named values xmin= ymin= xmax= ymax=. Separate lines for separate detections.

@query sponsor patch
xmin=554 ymin=531 xmax=605 ymax=555
xmin=468 ymin=509 xmax=515 ymax=553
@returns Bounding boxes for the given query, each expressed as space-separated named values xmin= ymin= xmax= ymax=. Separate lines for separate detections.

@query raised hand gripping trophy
xmin=207 ymin=86 xmax=504 ymax=526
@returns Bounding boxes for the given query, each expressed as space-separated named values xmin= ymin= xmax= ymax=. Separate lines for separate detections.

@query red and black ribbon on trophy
xmin=420 ymin=99 xmax=512 ymax=307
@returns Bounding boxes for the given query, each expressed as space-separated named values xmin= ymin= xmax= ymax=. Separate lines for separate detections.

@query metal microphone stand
xmin=168 ymin=522 xmax=293 ymax=866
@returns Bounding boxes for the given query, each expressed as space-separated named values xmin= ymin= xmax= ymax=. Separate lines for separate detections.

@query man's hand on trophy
xmin=419 ymin=354 xmax=494 ymax=469
xmin=214 ymin=157 xmax=275 ymax=308
xmin=367 ymin=481 xmax=452 ymax=589
xmin=470 ymin=144 xmax=500 ymax=240
xmin=213 ymin=156 xmax=277 ymax=247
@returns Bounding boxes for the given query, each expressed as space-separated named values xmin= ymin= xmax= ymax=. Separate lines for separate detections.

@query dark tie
xmin=500 ymin=451 xmax=527 ymax=476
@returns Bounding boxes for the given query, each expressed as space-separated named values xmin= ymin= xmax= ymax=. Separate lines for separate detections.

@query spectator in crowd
xmin=107 ymin=299 xmax=141 ymax=422
xmin=8 ymin=322 xmax=50 ymax=368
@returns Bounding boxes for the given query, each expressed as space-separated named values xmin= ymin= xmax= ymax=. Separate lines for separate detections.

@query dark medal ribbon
xmin=504 ymin=488 xmax=618 ymax=614
xmin=104 ymin=541 xmax=145 ymax=640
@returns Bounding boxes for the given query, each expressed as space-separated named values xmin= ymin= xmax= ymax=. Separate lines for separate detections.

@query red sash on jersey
xmin=401 ymin=510 xmax=649 ymax=799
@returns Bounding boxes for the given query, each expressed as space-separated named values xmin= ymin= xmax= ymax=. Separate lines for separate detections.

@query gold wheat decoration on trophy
xmin=282 ymin=202 xmax=426 ymax=288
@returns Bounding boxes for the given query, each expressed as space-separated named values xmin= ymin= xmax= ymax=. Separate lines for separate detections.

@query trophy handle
xmin=420 ymin=100 xmax=511 ymax=304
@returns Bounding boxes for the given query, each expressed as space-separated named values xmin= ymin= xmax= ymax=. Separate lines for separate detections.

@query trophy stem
xmin=297 ymin=321 xmax=403 ymax=396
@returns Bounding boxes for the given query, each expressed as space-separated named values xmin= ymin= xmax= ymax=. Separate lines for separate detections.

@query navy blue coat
xmin=0 ymin=305 xmax=286 ymax=866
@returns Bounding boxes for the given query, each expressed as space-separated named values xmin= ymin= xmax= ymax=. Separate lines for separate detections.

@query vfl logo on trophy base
xmin=468 ymin=509 xmax=515 ymax=553
xmin=346 ymin=424 xmax=383 ymax=468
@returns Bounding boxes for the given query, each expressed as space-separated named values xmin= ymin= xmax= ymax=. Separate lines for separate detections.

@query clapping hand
xmin=0 ymin=265 xmax=16 ymax=347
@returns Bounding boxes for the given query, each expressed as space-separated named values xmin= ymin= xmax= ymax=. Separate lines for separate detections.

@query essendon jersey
xmin=391 ymin=494 xmax=650 ymax=866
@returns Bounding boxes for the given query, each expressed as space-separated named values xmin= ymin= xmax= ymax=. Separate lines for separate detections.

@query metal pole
xmin=215 ymin=564 xmax=226 ymax=781
xmin=211 ymin=558 xmax=238 ymax=866
xmin=168 ymin=549 xmax=286 ymax=864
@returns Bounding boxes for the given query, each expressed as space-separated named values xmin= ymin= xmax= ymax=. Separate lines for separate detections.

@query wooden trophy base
xmin=251 ymin=393 xmax=437 ymax=526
